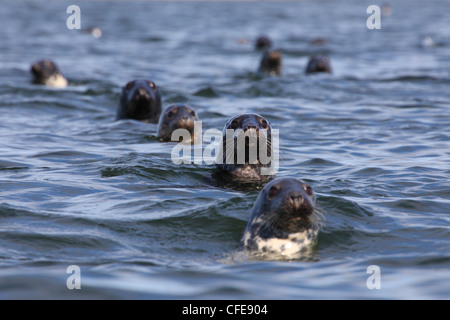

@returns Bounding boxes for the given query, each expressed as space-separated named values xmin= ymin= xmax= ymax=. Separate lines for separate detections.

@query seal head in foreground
xmin=30 ymin=60 xmax=68 ymax=88
xmin=157 ymin=104 xmax=199 ymax=143
xmin=241 ymin=177 xmax=322 ymax=259
xmin=116 ymin=79 xmax=162 ymax=123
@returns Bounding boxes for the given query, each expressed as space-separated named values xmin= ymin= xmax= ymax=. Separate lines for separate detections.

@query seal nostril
xmin=137 ymin=88 xmax=147 ymax=96
xmin=289 ymin=194 xmax=304 ymax=209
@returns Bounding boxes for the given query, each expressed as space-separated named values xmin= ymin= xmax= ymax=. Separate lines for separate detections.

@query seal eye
xmin=304 ymin=185 xmax=313 ymax=196
xmin=148 ymin=81 xmax=155 ymax=89
xmin=230 ymin=120 xmax=239 ymax=130
xmin=268 ymin=185 xmax=279 ymax=199
xmin=190 ymin=110 xmax=196 ymax=117
xmin=260 ymin=119 xmax=268 ymax=129
xmin=167 ymin=111 xmax=174 ymax=118
xmin=125 ymin=81 xmax=135 ymax=91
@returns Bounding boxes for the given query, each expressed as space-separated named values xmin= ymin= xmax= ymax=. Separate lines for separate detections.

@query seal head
xmin=215 ymin=113 xmax=275 ymax=186
xmin=255 ymin=36 xmax=272 ymax=50
xmin=116 ymin=79 xmax=162 ymax=123
xmin=30 ymin=60 xmax=68 ymax=88
xmin=157 ymin=104 xmax=199 ymax=143
xmin=305 ymin=55 xmax=332 ymax=74
xmin=258 ymin=50 xmax=282 ymax=76
xmin=241 ymin=177 xmax=321 ymax=259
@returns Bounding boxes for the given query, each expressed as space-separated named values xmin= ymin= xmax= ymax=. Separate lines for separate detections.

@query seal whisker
xmin=311 ymin=207 xmax=326 ymax=229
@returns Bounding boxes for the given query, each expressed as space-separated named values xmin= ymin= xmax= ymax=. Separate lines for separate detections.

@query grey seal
xmin=215 ymin=113 xmax=275 ymax=186
xmin=156 ymin=104 xmax=199 ymax=143
xmin=258 ymin=50 xmax=282 ymax=76
xmin=116 ymin=79 xmax=162 ymax=123
xmin=305 ymin=55 xmax=332 ymax=74
xmin=255 ymin=36 xmax=272 ymax=50
xmin=241 ymin=177 xmax=322 ymax=259
xmin=30 ymin=60 xmax=68 ymax=88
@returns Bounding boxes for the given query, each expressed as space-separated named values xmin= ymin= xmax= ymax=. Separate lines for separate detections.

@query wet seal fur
xmin=116 ymin=79 xmax=162 ymax=123
xmin=258 ymin=50 xmax=282 ymax=76
xmin=305 ymin=55 xmax=332 ymax=74
xmin=30 ymin=60 xmax=68 ymax=88
xmin=157 ymin=104 xmax=199 ymax=143
xmin=214 ymin=113 xmax=275 ymax=187
xmin=241 ymin=177 xmax=323 ymax=259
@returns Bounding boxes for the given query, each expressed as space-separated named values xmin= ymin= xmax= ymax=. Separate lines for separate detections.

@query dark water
xmin=0 ymin=0 xmax=449 ymax=299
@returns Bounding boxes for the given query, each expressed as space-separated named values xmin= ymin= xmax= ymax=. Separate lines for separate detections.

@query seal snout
xmin=244 ymin=123 xmax=258 ymax=133
xmin=242 ymin=116 xmax=265 ymax=135
xmin=176 ymin=113 xmax=195 ymax=131
xmin=132 ymin=86 xmax=153 ymax=104
xmin=241 ymin=122 xmax=261 ymax=148
xmin=136 ymin=87 xmax=151 ymax=98
xmin=289 ymin=192 xmax=305 ymax=211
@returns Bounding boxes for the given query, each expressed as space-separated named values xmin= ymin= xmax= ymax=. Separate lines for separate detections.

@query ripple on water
xmin=0 ymin=160 xmax=30 ymax=171
xmin=299 ymin=158 xmax=342 ymax=167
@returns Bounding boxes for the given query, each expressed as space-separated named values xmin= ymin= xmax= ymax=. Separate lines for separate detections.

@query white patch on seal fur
xmin=242 ymin=228 xmax=318 ymax=259
xmin=45 ymin=74 xmax=68 ymax=88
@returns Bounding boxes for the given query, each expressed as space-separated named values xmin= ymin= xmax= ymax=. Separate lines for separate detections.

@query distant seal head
xmin=82 ymin=27 xmax=102 ymax=38
xmin=157 ymin=104 xmax=199 ymax=143
xmin=258 ymin=50 xmax=282 ymax=76
xmin=241 ymin=177 xmax=322 ymax=259
xmin=305 ymin=55 xmax=332 ymax=74
xmin=310 ymin=38 xmax=328 ymax=46
xmin=215 ymin=113 xmax=275 ymax=185
xmin=255 ymin=36 xmax=272 ymax=50
xmin=30 ymin=60 xmax=68 ymax=88
xmin=116 ymin=79 xmax=162 ymax=123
